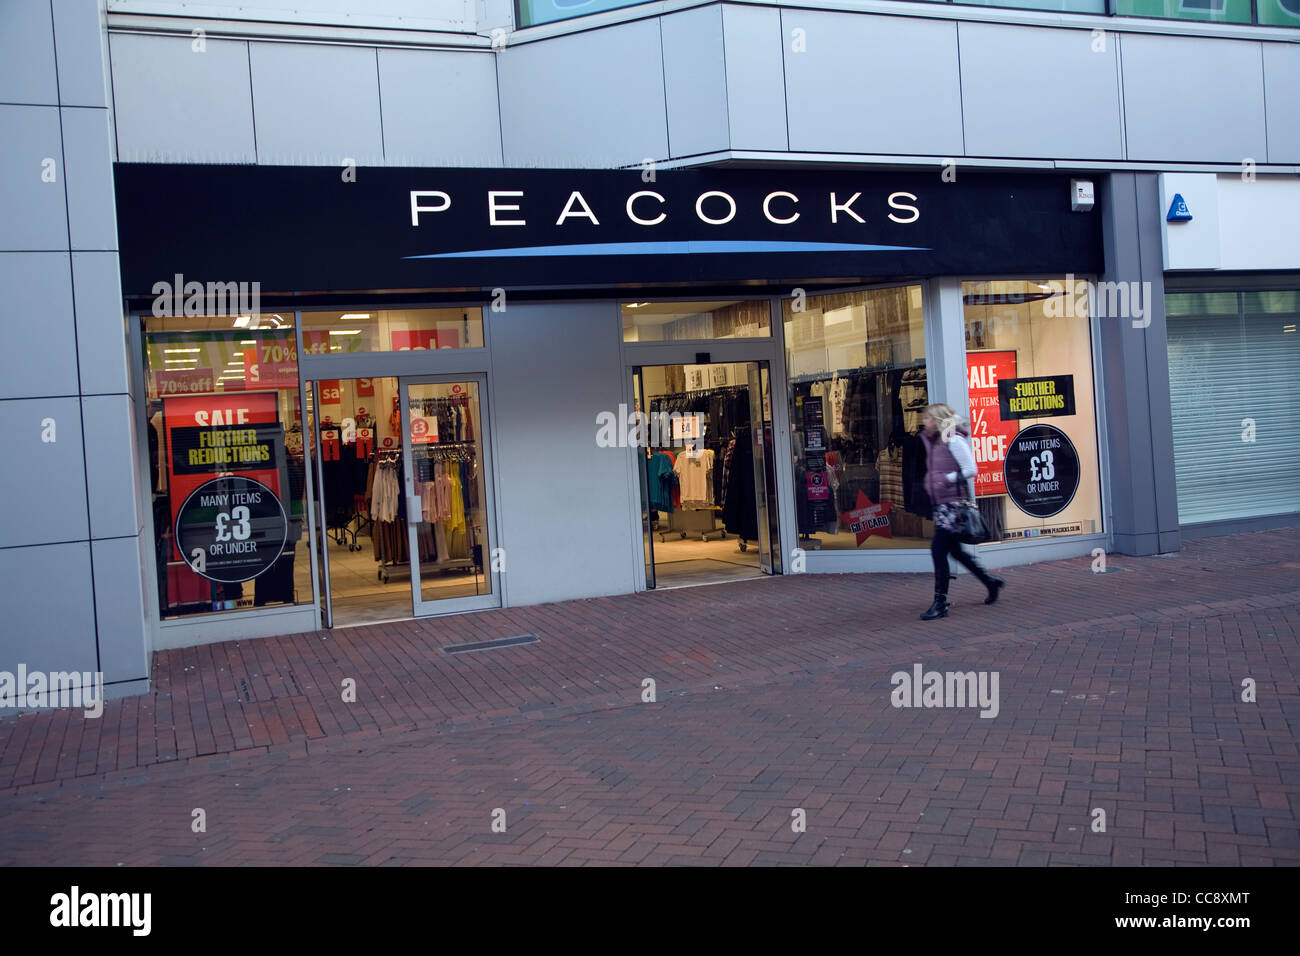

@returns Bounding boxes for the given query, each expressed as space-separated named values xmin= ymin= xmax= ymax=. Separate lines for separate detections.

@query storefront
xmin=115 ymin=164 xmax=1111 ymax=646
xmin=1159 ymin=174 xmax=1300 ymax=536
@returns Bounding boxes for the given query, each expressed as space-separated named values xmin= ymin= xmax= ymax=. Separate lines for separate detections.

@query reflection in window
xmin=622 ymin=300 xmax=771 ymax=342
xmin=784 ymin=285 xmax=933 ymax=550
xmin=142 ymin=313 xmax=309 ymax=619
xmin=300 ymin=308 xmax=485 ymax=355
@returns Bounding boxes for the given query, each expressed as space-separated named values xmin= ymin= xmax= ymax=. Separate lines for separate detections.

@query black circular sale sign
xmin=175 ymin=476 xmax=288 ymax=583
xmin=1003 ymin=424 xmax=1080 ymax=518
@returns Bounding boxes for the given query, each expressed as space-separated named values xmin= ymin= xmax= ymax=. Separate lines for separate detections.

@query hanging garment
xmin=721 ymin=432 xmax=759 ymax=540
xmin=646 ymin=452 xmax=677 ymax=514
xmin=673 ymin=448 xmax=715 ymax=506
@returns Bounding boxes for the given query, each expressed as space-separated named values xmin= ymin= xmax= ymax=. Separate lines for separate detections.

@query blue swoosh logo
xmin=404 ymin=240 xmax=929 ymax=259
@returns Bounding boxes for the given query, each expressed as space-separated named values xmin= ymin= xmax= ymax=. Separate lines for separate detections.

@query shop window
xmin=622 ymin=300 xmax=771 ymax=342
xmin=300 ymin=308 xmax=484 ymax=355
xmin=959 ymin=0 xmax=1106 ymax=12
xmin=141 ymin=312 xmax=310 ymax=619
xmin=784 ymin=285 xmax=933 ymax=550
xmin=1112 ymin=0 xmax=1252 ymax=23
xmin=962 ymin=279 xmax=1104 ymax=542
xmin=1258 ymin=0 xmax=1300 ymax=26
xmin=1166 ymin=289 xmax=1300 ymax=524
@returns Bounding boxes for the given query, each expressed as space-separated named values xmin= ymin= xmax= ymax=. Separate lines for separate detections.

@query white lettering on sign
xmin=488 ymin=191 xmax=526 ymax=226
xmin=969 ymin=365 xmax=998 ymax=389
xmin=194 ymin=408 xmax=251 ymax=426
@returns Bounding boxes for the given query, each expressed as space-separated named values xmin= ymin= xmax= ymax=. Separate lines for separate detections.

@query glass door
xmin=400 ymin=375 xmax=499 ymax=615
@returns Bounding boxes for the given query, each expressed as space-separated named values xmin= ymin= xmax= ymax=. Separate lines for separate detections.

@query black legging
xmin=931 ymin=527 xmax=993 ymax=597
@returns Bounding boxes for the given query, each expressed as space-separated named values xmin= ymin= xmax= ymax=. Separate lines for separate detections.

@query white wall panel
xmin=378 ymin=49 xmax=502 ymax=166
xmin=110 ymin=34 xmax=256 ymax=163
xmin=783 ymin=11 xmax=963 ymax=157
xmin=249 ymin=42 xmax=384 ymax=165
xmin=961 ymin=22 xmax=1123 ymax=160
xmin=1122 ymin=34 xmax=1267 ymax=164
xmin=497 ymin=19 xmax=668 ymax=167
xmin=662 ymin=6 xmax=729 ymax=159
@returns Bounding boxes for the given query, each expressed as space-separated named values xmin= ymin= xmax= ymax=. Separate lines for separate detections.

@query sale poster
xmin=391 ymin=329 xmax=452 ymax=351
xmin=153 ymin=369 xmax=214 ymax=396
xmin=966 ymin=350 xmax=1018 ymax=497
xmin=163 ymin=391 xmax=283 ymax=568
xmin=243 ymin=331 xmax=298 ymax=388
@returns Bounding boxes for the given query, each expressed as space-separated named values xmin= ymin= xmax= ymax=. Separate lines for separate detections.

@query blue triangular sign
xmin=1167 ymin=193 xmax=1192 ymax=222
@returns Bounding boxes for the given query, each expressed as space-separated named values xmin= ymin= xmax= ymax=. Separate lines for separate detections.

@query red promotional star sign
xmin=840 ymin=491 xmax=893 ymax=545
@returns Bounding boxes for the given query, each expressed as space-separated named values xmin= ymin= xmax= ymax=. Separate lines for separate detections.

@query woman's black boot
xmin=920 ymin=593 xmax=949 ymax=620
xmin=984 ymin=575 xmax=1005 ymax=605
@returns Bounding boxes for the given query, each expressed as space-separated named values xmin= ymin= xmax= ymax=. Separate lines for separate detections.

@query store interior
xmin=310 ymin=376 xmax=489 ymax=628
xmin=638 ymin=362 xmax=771 ymax=589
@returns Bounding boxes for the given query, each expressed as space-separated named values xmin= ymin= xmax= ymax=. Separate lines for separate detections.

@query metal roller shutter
xmin=1166 ymin=291 xmax=1300 ymax=524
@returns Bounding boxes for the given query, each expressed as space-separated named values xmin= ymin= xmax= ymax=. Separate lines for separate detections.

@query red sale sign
xmin=243 ymin=332 xmax=298 ymax=388
xmin=162 ymin=391 xmax=281 ymax=565
xmin=391 ymin=330 xmax=453 ymax=351
xmin=967 ymin=350 xmax=1018 ymax=497
xmin=317 ymin=380 xmax=342 ymax=409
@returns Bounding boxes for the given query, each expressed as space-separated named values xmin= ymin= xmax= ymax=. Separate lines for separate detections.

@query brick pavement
xmin=0 ymin=528 xmax=1297 ymax=865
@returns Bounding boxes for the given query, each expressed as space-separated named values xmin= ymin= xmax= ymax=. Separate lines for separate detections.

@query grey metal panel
xmin=82 ymin=394 xmax=142 ymax=540
xmin=782 ymin=11 xmax=963 ymax=157
xmin=0 ymin=0 xmax=58 ymax=106
xmin=0 ymin=252 xmax=79 ymax=400
xmin=661 ymin=6 xmax=729 ymax=159
xmin=487 ymin=302 xmax=639 ymax=606
xmin=1121 ymin=34 xmax=1267 ymax=164
xmin=53 ymin=0 xmax=109 ymax=109
xmin=61 ymin=106 xmax=118 ymax=251
xmin=0 ymin=106 xmax=67 ymax=251
xmin=0 ymin=396 xmax=89 ymax=548
xmin=0 ymin=542 xmax=97 ymax=676
xmin=249 ymin=42 xmax=384 ymax=165
xmin=497 ymin=20 xmax=668 ymax=167
xmin=1263 ymin=43 xmax=1300 ymax=164
xmin=960 ymin=22 xmax=1123 ymax=160
xmin=377 ymin=49 xmax=502 ymax=167
xmin=1097 ymin=172 xmax=1180 ymax=556
xmin=109 ymin=34 xmax=256 ymax=163
xmin=723 ymin=4 xmax=789 ymax=152
xmin=91 ymin=535 xmax=150 ymax=683
xmin=73 ymin=251 xmax=129 ymax=396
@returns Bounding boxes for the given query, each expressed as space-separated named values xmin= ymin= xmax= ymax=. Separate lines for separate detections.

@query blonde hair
xmin=925 ymin=403 xmax=962 ymax=442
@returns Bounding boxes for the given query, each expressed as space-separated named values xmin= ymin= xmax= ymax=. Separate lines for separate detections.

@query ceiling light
xmin=164 ymin=348 xmax=200 ymax=353
xmin=233 ymin=316 xmax=251 ymax=328
xmin=329 ymin=330 xmax=361 ymax=335
xmin=165 ymin=358 xmax=200 ymax=364
xmin=340 ymin=313 xmax=371 ymax=320
xmin=240 ymin=340 xmax=256 ymax=345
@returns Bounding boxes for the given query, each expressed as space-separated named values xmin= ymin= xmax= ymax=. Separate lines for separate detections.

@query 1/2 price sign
xmin=967 ymin=350 xmax=1018 ymax=497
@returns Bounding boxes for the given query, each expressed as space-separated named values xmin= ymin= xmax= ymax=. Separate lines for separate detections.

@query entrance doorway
xmin=634 ymin=361 xmax=780 ymax=589
xmin=307 ymin=374 xmax=497 ymax=627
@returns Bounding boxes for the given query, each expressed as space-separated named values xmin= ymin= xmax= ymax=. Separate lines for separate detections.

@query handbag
xmin=948 ymin=473 xmax=989 ymax=545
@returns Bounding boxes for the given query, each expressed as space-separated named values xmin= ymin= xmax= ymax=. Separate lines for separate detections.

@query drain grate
xmin=441 ymin=634 xmax=539 ymax=655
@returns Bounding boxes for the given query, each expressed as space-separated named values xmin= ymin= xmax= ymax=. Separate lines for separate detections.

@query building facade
xmin=1 ymin=0 xmax=1297 ymax=701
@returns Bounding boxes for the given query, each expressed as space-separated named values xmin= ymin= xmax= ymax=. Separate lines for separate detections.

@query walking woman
xmin=918 ymin=403 xmax=1004 ymax=620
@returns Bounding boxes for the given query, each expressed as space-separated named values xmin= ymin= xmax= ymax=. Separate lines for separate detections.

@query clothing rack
xmin=788 ymin=360 xmax=925 ymax=385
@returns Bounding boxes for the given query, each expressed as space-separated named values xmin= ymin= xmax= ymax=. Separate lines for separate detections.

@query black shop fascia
xmin=114 ymin=165 xmax=1103 ymax=300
